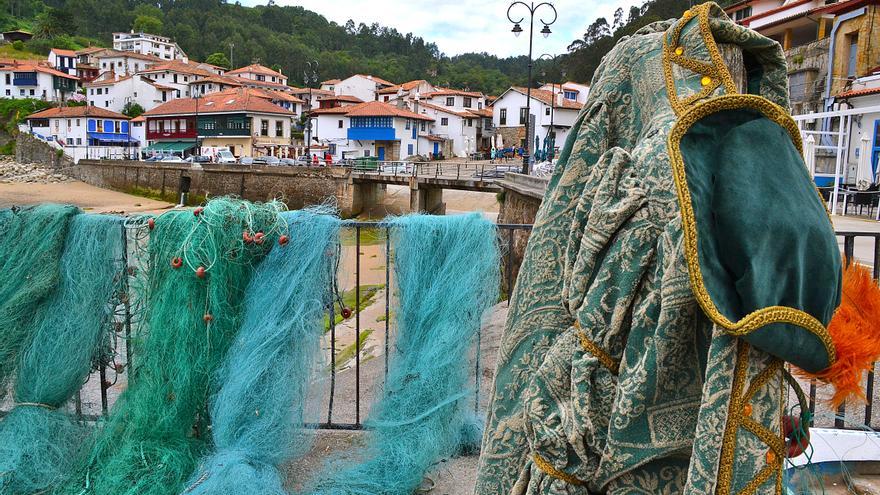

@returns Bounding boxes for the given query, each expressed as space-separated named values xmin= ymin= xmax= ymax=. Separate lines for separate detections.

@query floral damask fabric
xmin=475 ymin=4 xmax=795 ymax=494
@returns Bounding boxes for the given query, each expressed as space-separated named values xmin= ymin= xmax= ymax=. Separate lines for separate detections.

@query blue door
xmin=411 ymin=126 xmax=417 ymax=139
xmin=377 ymin=146 xmax=385 ymax=161
xmin=433 ymin=142 xmax=439 ymax=155
xmin=872 ymin=120 xmax=880 ymax=179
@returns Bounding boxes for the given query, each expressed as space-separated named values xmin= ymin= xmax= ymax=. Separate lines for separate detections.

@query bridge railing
xmin=340 ymin=159 xmax=521 ymax=182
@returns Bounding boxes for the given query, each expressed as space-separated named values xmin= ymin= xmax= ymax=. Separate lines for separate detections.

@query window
xmin=847 ymin=34 xmax=859 ymax=78
xmin=5 ymin=90 xmax=9 ymax=96
xmin=564 ymin=90 xmax=577 ymax=100
xmin=420 ymin=121 xmax=426 ymax=131
xmin=134 ymin=92 xmax=137 ymax=97
xmin=384 ymin=96 xmax=389 ymax=102
xmin=261 ymin=120 xmax=269 ymax=136
xmin=364 ymin=149 xmax=371 ymax=157
xmin=545 ymin=107 xmax=551 ymax=116
xmin=19 ymin=89 xmax=24 ymax=96
xmin=105 ymin=101 xmax=109 ymax=107
xmin=338 ymin=119 xmax=343 ymax=128
xmin=500 ymin=108 xmax=507 ymax=125
xmin=276 ymin=120 xmax=283 ymax=137
xmin=467 ymin=118 xmax=473 ymax=127
xmin=405 ymin=119 xmax=411 ymax=130
xmin=173 ymin=74 xmax=178 ymax=83
xmin=4 ymin=74 xmax=8 ymax=84
xmin=733 ymin=6 xmax=752 ymax=22
xmin=350 ymin=117 xmax=393 ymax=127
xmin=408 ymin=143 xmax=413 ymax=155
xmin=29 ymin=89 xmax=34 ymax=96
xmin=67 ymin=119 xmax=71 ymax=128
xmin=441 ymin=117 xmax=448 ymax=126
xmin=115 ymin=121 xmax=121 ymax=133
xmin=463 ymin=97 xmax=472 ymax=108
xmin=519 ymin=107 xmax=528 ymax=125
xmin=445 ymin=96 xmax=454 ymax=106
xmin=478 ymin=102 xmax=483 ymax=110
xmin=76 ymin=119 xmax=80 ymax=126
xmin=76 ymin=138 xmax=81 ymax=145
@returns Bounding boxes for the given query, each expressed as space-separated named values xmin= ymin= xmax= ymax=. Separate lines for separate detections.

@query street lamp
xmin=507 ymin=1 xmax=557 ymax=175
xmin=303 ymin=60 xmax=318 ymax=160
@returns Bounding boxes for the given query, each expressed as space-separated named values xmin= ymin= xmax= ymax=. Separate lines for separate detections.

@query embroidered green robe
xmin=476 ymin=4 xmax=841 ymax=494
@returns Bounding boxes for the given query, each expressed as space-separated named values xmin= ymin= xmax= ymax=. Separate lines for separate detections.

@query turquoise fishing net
xmin=183 ymin=208 xmax=339 ymax=495
xmin=0 ymin=213 xmax=125 ymax=494
xmin=308 ymin=213 xmax=500 ymax=495
xmin=57 ymin=198 xmax=286 ymax=495
xmin=0 ymin=204 xmax=79 ymax=400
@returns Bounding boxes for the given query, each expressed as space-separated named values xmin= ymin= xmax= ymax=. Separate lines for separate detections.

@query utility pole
xmin=303 ymin=60 xmax=318 ymax=160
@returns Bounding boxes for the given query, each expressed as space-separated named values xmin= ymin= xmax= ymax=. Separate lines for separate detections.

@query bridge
xmin=70 ymin=160 xmax=511 ymax=216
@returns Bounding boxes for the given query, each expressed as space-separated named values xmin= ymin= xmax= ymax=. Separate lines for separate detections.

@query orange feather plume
xmin=798 ymin=261 xmax=880 ymax=409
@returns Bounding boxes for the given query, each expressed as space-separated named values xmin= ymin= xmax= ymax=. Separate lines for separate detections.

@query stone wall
xmin=496 ymin=172 xmax=547 ymax=296
xmin=786 ymin=37 xmax=830 ymax=115
xmin=15 ymin=132 xmax=74 ymax=170
xmin=71 ymin=160 xmax=364 ymax=216
xmin=494 ymin=127 xmax=524 ymax=149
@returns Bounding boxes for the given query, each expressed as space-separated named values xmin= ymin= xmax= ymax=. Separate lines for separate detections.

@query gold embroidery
xmin=666 ymin=93 xmax=836 ymax=364
xmin=533 ymin=453 xmax=588 ymax=486
xmin=662 ymin=2 xmax=738 ymax=116
xmin=716 ymin=340 xmax=750 ymax=495
xmin=574 ymin=320 xmax=620 ymax=374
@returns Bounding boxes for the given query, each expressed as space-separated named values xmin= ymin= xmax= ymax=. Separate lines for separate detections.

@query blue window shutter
xmin=408 ymin=144 xmax=413 ymax=155
xmin=104 ymin=120 xmax=114 ymax=133
xmin=121 ymin=121 xmax=129 ymax=133
xmin=87 ymin=119 xmax=96 ymax=132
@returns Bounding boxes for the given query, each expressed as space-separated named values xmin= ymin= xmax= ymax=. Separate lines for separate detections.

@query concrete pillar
xmin=783 ymin=28 xmax=793 ymax=51
xmin=818 ymin=17 xmax=829 ymax=39
xmin=409 ymin=179 xmax=445 ymax=214
xmin=348 ymin=181 xmax=385 ymax=217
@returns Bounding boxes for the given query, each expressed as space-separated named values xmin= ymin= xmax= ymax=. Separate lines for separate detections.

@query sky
xmin=260 ymin=0 xmax=641 ymax=57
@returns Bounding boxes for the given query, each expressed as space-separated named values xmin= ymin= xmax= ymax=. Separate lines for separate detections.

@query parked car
xmin=279 ymin=158 xmax=297 ymax=166
xmin=160 ymin=155 xmax=186 ymax=163
xmin=380 ymin=162 xmax=411 ymax=175
xmin=253 ymin=156 xmax=281 ymax=166
xmin=185 ymin=155 xmax=212 ymax=164
xmin=144 ymin=154 xmax=169 ymax=162
xmin=239 ymin=157 xmax=254 ymax=165
xmin=216 ymin=150 xmax=236 ymax=164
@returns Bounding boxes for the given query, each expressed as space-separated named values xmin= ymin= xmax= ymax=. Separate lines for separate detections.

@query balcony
xmin=348 ymin=127 xmax=395 ymax=141
xmin=13 ymin=72 xmax=37 ymax=86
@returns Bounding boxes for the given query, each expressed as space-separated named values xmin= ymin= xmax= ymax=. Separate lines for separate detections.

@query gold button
xmin=743 ymin=403 xmax=753 ymax=416
xmin=674 ymin=46 xmax=684 ymax=56
xmin=683 ymin=9 xmax=692 ymax=17
xmin=766 ymin=450 xmax=776 ymax=463
xmin=701 ymin=76 xmax=712 ymax=86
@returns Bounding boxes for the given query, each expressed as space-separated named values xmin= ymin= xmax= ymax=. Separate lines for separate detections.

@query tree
xmin=122 ymin=101 xmax=145 ymax=118
xmin=205 ymin=52 xmax=230 ymax=69
xmin=133 ymin=14 xmax=162 ymax=34
xmin=34 ymin=7 xmax=74 ymax=39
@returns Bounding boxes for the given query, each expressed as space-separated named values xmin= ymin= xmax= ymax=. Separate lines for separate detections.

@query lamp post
xmin=507 ymin=1 xmax=557 ymax=175
xmin=303 ymin=60 xmax=318 ymax=160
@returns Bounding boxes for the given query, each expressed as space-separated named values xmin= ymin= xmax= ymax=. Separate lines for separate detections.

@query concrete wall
xmin=70 ymin=160 xmax=367 ymax=216
xmin=15 ymin=132 xmax=75 ymax=170
xmin=496 ymin=172 xmax=547 ymax=295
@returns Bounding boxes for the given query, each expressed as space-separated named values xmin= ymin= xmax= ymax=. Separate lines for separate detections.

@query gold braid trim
xmin=574 ymin=320 xmax=620 ymax=375
xmin=663 ymin=3 xmax=738 ymax=116
xmin=533 ymin=453 xmax=588 ymax=486
xmin=717 ymin=340 xmax=750 ymax=495
xmin=666 ymin=93 xmax=836 ymax=364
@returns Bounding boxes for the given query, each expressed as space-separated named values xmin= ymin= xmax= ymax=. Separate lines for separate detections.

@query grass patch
xmin=0 ymin=44 xmax=44 ymax=60
xmin=333 ymin=329 xmax=374 ymax=370
xmin=375 ymin=310 xmax=394 ymax=323
xmin=340 ymin=227 xmax=386 ymax=246
xmin=323 ymin=284 xmax=384 ymax=331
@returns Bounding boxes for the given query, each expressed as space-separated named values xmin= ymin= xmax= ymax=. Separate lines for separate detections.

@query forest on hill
xmin=0 ymin=0 xmax=734 ymax=95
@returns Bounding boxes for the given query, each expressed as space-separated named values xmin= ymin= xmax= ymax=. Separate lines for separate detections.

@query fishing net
xmin=183 ymin=208 xmax=339 ymax=495
xmin=308 ymin=213 xmax=500 ymax=495
xmin=0 ymin=213 xmax=125 ymax=494
xmin=57 ymin=198 xmax=286 ymax=495
xmin=0 ymin=204 xmax=79 ymax=400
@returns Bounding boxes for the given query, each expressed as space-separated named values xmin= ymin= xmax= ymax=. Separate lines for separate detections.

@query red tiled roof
xmin=131 ymin=115 xmax=146 ymax=122
xmin=187 ymin=75 xmax=243 ymax=87
xmin=84 ymin=74 xmax=134 ymax=86
xmin=416 ymin=101 xmax=475 ymax=118
xmin=509 ymin=87 xmax=583 ymax=110
xmin=0 ymin=61 xmax=78 ymax=80
xmin=816 ymin=0 xmax=878 ymax=15
xmin=315 ymin=100 xmax=434 ymax=121
xmin=139 ymin=60 xmax=214 ymax=77
xmin=321 ymin=78 xmax=341 ymax=85
xmin=249 ymin=88 xmax=304 ymax=103
xmin=323 ymin=94 xmax=363 ymax=103
xmin=423 ymin=88 xmax=483 ymax=98
xmin=28 ymin=106 xmax=129 ymax=120
xmin=227 ymin=63 xmax=285 ymax=78
xmin=233 ymin=77 xmax=292 ymax=91
xmin=75 ymin=46 xmax=105 ymax=56
xmin=837 ymin=86 xmax=880 ymax=99
xmin=377 ymin=79 xmax=429 ymax=94
xmin=144 ymin=88 xmax=294 ymax=116
xmin=290 ymin=87 xmax=334 ymax=97
xmin=92 ymin=48 xmax=162 ymax=63
xmin=51 ymin=48 xmax=76 ymax=57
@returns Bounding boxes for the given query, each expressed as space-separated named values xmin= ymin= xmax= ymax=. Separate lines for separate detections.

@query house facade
xmin=331 ymin=74 xmax=396 ymax=102
xmin=84 ymin=74 xmax=176 ymax=112
xmin=376 ymin=80 xmax=436 ymax=103
xmin=48 ymin=48 xmax=77 ymax=77
xmin=538 ymin=81 xmax=590 ymax=105
xmin=492 ymin=86 xmax=583 ymax=155
xmin=0 ymin=61 xmax=78 ymax=102
xmin=112 ymin=31 xmax=187 ymax=61
xmin=226 ymin=64 xmax=291 ymax=92
xmin=93 ymin=49 xmax=161 ymax=76
xmin=24 ymin=106 xmax=137 ymax=162
xmin=143 ymin=87 xmax=296 ymax=158
xmin=312 ymin=100 xmax=434 ymax=160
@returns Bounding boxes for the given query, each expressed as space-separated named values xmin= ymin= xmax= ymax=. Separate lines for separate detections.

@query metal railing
xmin=343 ymin=160 xmax=521 ymax=183
xmin=12 ymin=227 xmax=880 ymax=434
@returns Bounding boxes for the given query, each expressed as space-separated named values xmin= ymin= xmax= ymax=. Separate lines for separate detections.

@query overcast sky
xmin=258 ymin=0 xmax=640 ymax=57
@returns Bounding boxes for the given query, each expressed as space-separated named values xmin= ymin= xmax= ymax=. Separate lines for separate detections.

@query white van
xmin=216 ymin=150 xmax=236 ymax=164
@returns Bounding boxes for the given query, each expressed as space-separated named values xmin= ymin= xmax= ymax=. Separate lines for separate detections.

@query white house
xmin=832 ymin=70 xmax=880 ymax=186
xmin=113 ymin=31 xmax=187 ymax=62
xmin=376 ymin=79 xmax=436 ymax=103
xmin=93 ymin=49 xmax=162 ymax=76
xmin=331 ymin=74 xmax=396 ymax=102
xmin=130 ymin=114 xmax=146 ymax=147
xmin=84 ymin=73 xmax=177 ymax=112
xmin=492 ymin=86 xmax=583 ymax=153
xmin=320 ymin=79 xmax=340 ymax=92
xmin=413 ymin=101 xmax=480 ymax=157
xmin=538 ymin=81 xmax=590 ymax=104
xmin=0 ymin=61 xmax=79 ymax=102
xmin=48 ymin=48 xmax=77 ymax=77
xmin=138 ymin=60 xmax=217 ymax=98
xmin=311 ymin=100 xmax=434 ymax=160
xmin=187 ymin=75 xmax=243 ymax=97
xmin=24 ymin=106 xmax=138 ymax=162
xmin=226 ymin=64 xmax=290 ymax=92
